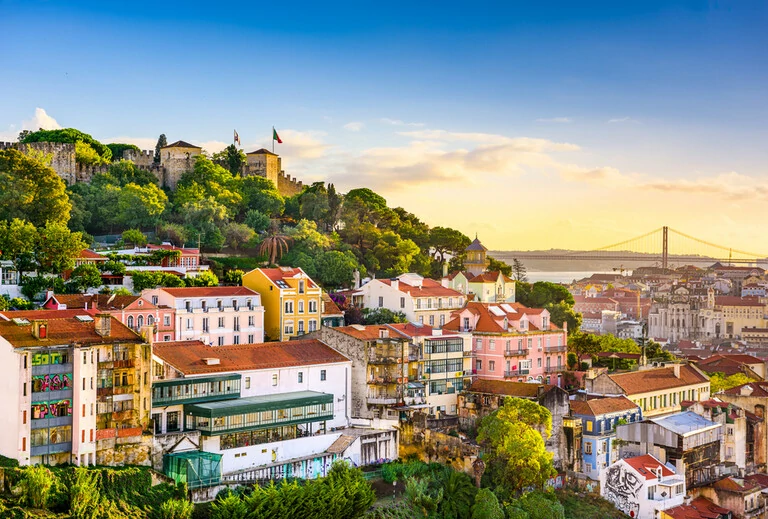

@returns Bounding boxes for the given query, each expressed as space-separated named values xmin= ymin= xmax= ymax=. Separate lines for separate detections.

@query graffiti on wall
xmin=32 ymin=373 xmax=72 ymax=392
xmin=604 ymin=463 xmax=642 ymax=518
xmin=546 ymin=473 xmax=566 ymax=489
xmin=31 ymin=399 xmax=73 ymax=420
xmin=31 ymin=351 xmax=69 ymax=366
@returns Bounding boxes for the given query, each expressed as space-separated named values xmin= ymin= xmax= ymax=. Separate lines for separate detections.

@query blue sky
xmin=1 ymin=1 xmax=767 ymax=251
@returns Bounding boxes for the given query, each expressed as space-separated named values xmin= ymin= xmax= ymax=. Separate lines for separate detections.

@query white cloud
xmin=194 ymin=140 xmax=228 ymax=154
xmin=380 ymin=118 xmax=425 ymax=127
xmin=397 ymin=129 xmax=580 ymax=151
xmin=103 ymin=136 xmax=159 ymax=150
xmin=0 ymin=107 xmax=62 ymax=141
xmin=343 ymin=121 xmax=364 ymax=132
xmin=536 ymin=117 xmax=572 ymax=123
xmin=607 ymin=116 xmax=640 ymax=124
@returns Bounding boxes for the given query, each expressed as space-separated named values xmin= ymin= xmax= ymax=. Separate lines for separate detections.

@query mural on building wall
xmin=31 ymin=399 xmax=73 ymax=420
xmin=604 ymin=463 xmax=642 ymax=518
xmin=31 ymin=373 xmax=72 ymax=392
xmin=31 ymin=351 xmax=69 ymax=366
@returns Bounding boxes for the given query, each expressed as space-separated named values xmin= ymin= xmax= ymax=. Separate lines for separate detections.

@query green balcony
xmin=152 ymin=374 xmax=241 ymax=407
xmin=184 ymin=390 xmax=334 ymax=436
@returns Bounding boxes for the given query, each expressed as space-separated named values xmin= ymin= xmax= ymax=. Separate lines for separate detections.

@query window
xmin=298 ymin=372 xmax=303 ymax=383
xmin=537 ymin=358 xmax=542 ymax=367
xmin=137 ymin=315 xmax=144 ymax=328
xmin=217 ymin=337 xmax=224 ymax=346
xmin=309 ymin=300 xmax=317 ymax=313
xmin=463 ymin=317 xmax=470 ymax=331
xmin=285 ymin=301 xmax=294 ymax=314
xmin=320 ymin=370 xmax=327 ymax=381
xmin=586 ymin=421 xmax=593 ymax=432
xmin=164 ymin=315 xmax=171 ymax=326
xmin=299 ymin=280 xmax=305 ymax=294
xmin=202 ymin=318 xmax=209 ymax=332
xmin=152 ymin=295 xmax=158 ymax=305
xmin=232 ymin=300 xmax=238 ymax=311
xmin=298 ymin=321 xmax=305 ymax=334
xmin=378 ymin=296 xmax=384 ymax=308
xmin=248 ymin=316 xmax=255 ymax=326
xmin=309 ymin=320 xmax=317 ymax=332
xmin=476 ymin=360 xmax=482 ymax=371
xmin=247 ymin=334 xmax=254 ymax=343
xmin=127 ymin=316 xmax=134 ymax=328
xmin=400 ymin=297 xmax=405 ymax=308
xmin=247 ymin=299 xmax=253 ymax=310
xmin=419 ymin=316 xmax=424 ymax=324
xmin=439 ymin=315 xmax=445 ymax=326
xmin=233 ymin=335 xmax=240 ymax=345
xmin=218 ymin=317 xmax=225 ymax=328
xmin=285 ymin=321 xmax=294 ymax=335
xmin=475 ymin=339 xmax=482 ymax=350
xmin=185 ymin=301 xmax=191 ymax=312
xmin=489 ymin=361 xmax=495 ymax=372
xmin=584 ymin=442 xmax=592 ymax=454
xmin=202 ymin=301 xmax=208 ymax=312
xmin=217 ymin=300 xmax=223 ymax=311
xmin=147 ymin=314 xmax=154 ymax=325
xmin=647 ymin=486 xmax=655 ymax=499
xmin=298 ymin=301 xmax=304 ymax=313
xmin=429 ymin=315 xmax=434 ymax=326
xmin=186 ymin=318 xmax=193 ymax=330
xmin=272 ymin=374 xmax=278 ymax=386
xmin=245 ymin=377 xmax=251 ymax=389
xmin=233 ymin=316 xmax=240 ymax=331
xmin=489 ymin=340 xmax=495 ymax=351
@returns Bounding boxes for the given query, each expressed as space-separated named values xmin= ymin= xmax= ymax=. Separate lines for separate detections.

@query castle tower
xmin=245 ymin=148 xmax=281 ymax=187
xmin=159 ymin=140 xmax=202 ymax=190
xmin=465 ymin=236 xmax=489 ymax=277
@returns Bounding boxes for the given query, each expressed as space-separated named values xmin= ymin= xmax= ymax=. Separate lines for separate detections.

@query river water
xmin=525 ymin=271 xmax=622 ymax=284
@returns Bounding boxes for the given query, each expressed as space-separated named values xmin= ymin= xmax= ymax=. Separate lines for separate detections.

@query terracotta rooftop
xmin=715 ymin=296 xmax=763 ymax=307
xmin=697 ymin=354 xmax=764 ymax=376
xmin=608 ymin=365 xmax=708 ymax=395
xmin=162 ymin=140 xmax=201 ymax=149
xmin=1 ymin=309 xmax=97 ymax=321
xmin=159 ymin=286 xmax=260 ymax=298
xmin=153 ymin=339 xmax=350 ymax=375
xmin=321 ymin=293 xmax=343 ymax=316
xmin=47 ymin=293 xmax=146 ymax=310
xmin=443 ymin=302 xmax=557 ymax=335
xmin=466 ymin=379 xmax=555 ymax=398
xmin=379 ymin=277 xmax=463 ymax=298
xmin=0 ymin=313 xmax=140 ymax=348
xmin=79 ymin=249 xmax=108 ymax=260
xmin=257 ymin=267 xmax=318 ymax=288
xmin=328 ymin=325 xmax=407 ymax=342
xmin=570 ymin=396 xmax=639 ymax=417
xmin=722 ymin=381 xmax=768 ymax=398
xmin=663 ymin=497 xmax=730 ymax=519
xmin=622 ymin=454 xmax=674 ymax=480
xmin=745 ymin=473 xmax=768 ymax=490
xmin=468 ymin=271 xmax=513 ymax=283
xmin=713 ymin=476 xmax=760 ymax=493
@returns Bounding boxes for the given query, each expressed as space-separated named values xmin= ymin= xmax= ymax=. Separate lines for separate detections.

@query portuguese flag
xmin=273 ymin=128 xmax=283 ymax=144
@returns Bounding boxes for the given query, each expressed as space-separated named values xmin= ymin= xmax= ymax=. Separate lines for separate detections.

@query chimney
xmin=672 ymin=363 xmax=681 ymax=378
xmin=140 ymin=325 xmax=154 ymax=346
xmin=442 ymin=262 xmax=449 ymax=278
xmin=391 ymin=278 xmax=399 ymax=290
xmin=31 ymin=320 xmax=48 ymax=340
xmin=95 ymin=313 xmax=111 ymax=337
xmin=379 ymin=328 xmax=389 ymax=339
xmin=203 ymin=357 xmax=220 ymax=366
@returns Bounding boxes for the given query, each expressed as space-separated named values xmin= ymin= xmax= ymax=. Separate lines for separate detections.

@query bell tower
xmin=465 ymin=235 xmax=489 ymax=277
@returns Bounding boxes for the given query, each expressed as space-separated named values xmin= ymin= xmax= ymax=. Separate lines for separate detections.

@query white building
xmin=0 ymin=261 xmax=26 ymax=299
xmin=601 ymin=454 xmax=686 ymax=519
xmin=151 ymin=338 xmax=397 ymax=478
xmin=143 ymin=286 xmax=265 ymax=346
xmin=354 ymin=273 xmax=466 ymax=327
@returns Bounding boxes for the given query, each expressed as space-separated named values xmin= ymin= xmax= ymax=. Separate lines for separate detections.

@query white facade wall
xmin=144 ymin=289 xmax=265 ymax=345
xmin=600 ymin=459 xmax=686 ymax=519
xmin=0 ymin=337 xmax=25 ymax=464
xmin=359 ymin=278 xmax=464 ymax=326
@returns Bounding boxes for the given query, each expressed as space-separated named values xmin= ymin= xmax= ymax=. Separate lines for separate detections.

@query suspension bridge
xmin=496 ymin=226 xmax=768 ymax=268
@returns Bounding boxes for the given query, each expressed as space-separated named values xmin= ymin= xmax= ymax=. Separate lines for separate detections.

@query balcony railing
xmin=544 ymin=346 xmax=567 ymax=353
xmin=545 ymin=366 xmax=565 ymax=374
xmin=463 ymin=351 xmax=477 ymax=357
xmin=504 ymin=369 xmax=529 ymax=377
xmin=504 ymin=349 xmax=529 ymax=357
xmin=368 ymin=396 xmax=398 ymax=405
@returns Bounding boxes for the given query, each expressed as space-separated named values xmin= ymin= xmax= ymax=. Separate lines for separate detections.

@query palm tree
xmin=258 ymin=220 xmax=292 ymax=265
xmin=439 ymin=470 xmax=477 ymax=519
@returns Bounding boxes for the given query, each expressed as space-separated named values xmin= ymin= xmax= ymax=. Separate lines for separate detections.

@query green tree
xmin=289 ymin=219 xmax=332 ymax=253
xmin=223 ymin=269 xmax=245 ymax=285
xmin=373 ymin=231 xmax=420 ymax=277
xmin=259 ymin=222 xmax=292 ymax=265
xmin=568 ymin=331 xmax=602 ymax=358
xmin=438 ymin=470 xmax=477 ymax=519
xmin=108 ymin=159 xmax=158 ymax=186
xmin=315 ymin=250 xmax=359 ymax=288
xmin=158 ymin=223 xmax=189 ymax=247
xmin=131 ymin=271 xmax=185 ymax=292
xmin=117 ymin=182 xmax=168 ymax=229
xmin=69 ymin=264 xmax=102 ymax=292
xmin=106 ymin=142 xmax=140 ymax=162
xmin=154 ymin=134 xmax=167 ymax=164
xmin=122 ymin=229 xmax=148 ymax=247
xmin=211 ymin=493 xmax=247 ymax=519
xmin=158 ymin=498 xmax=194 ymax=519
xmin=21 ymin=128 xmax=112 ymax=161
xmin=0 ymin=148 xmax=72 ymax=226
xmin=21 ymin=275 xmax=65 ymax=300
xmin=362 ymin=308 xmax=408 ymax=325
xmin=0 ymin=218 xmax=37 ymax=264
xmin=185 ymin=270 xmax=219 ymax=287
xmin=404 ymin=476 xmax=443 ymax=518
xmin=477 ymin=398 xmax=556 ymax=495
xmin=514 ymin=492 xmax=565 ymax=519
xmin=21 ymin=465 xmax=54 ymax=509
xmin=69 ymin=467 xmax=103 ymax=519
xmin=429 ymin=227 xmax=471 ymax=264
xmin=36 ymin=222 xmax=88 ymax=274
xmin=512 ymin=258 xmax=527 ymax=281
xmin=213 ymin=144 xmax=247 ymax=175
xmin=326 ymin=183 xmax=343 ymax=230
xmin=486 ymin=256 xmax=512 ymax=277
xmin=75 ymin=140 xmax=109 ymax=166
xmin=223 ymin=222 xmax=255 ymax=250
xmin=709 ymin=372 xmax=754 ymax=393
xmin=470 ymin=489 xmax=503 ymax=519
xmin=547 ymin=301 xmax=582 ymax=334
xmin=244 ymin=209 xmax=271 ymax=233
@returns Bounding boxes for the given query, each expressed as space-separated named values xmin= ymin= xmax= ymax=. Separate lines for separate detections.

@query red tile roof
xmin=79 ymin=249 xmax=107 ymax=260
xmin=160 ymin=286 xmax=259 ymax=298
xmin=745 ymin=473 xmax=768 ymax=490
xmin=697 ymin=354 xmax=764 ymax=376
xmin=570 ymin=396 xmax=639 ymax=417
xmin=608 ymin=365 xmax=708 ymax=394
xmin=715 ymin=296 xmax=763 ymax=307
xmin=443 ymin=302 xmax=558 ymax=334
xmin=466 ymin=379 xmax=554 ymax=398
xmin=722 ymin=381 xmax=768 ymax=397
xmin=48 ymin=293 xmax=146 ymax=310
xmin=379 ymin=277 xmax=463 ymax=298
xmin=321 ymin=293 xmax=343 ymax=316
xmin=468 ymin=271 xmax=513 ymax=283
xmin=713 ymin=476 xmax=760 ymax=493
xmin=663 ymin=497 xmax=730 ymax=519
xmin=328 ymin=325 xmax=407 ymax=341
xmin=153 ymin=339 xmax=350 ymax=374
xmin=0 ymin=313 xmax=140 ymax=348
xmin=622 ymin=454 xmax=674 ymax=480
xmin=258 ymin=267 xmax=318 ymax=288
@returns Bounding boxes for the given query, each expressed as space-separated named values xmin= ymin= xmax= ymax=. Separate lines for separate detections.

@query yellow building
xmin=715 ymin=296 xmax=766 ymax=338
xmin=242 ymin=267 xmax=322 ymax=341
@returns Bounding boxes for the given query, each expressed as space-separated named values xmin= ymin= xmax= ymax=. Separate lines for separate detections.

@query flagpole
xmin=272 ymin=126 xmax=275 ymax=153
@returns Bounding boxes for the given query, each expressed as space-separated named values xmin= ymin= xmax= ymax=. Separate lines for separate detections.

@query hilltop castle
xmin=0 ymin=140 xmax=304 ymax=196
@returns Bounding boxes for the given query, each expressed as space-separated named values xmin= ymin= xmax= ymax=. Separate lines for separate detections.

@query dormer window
xmin=185 ymin=301 xmax=191 ymax=312
xmin=217 ymin=300 xmax=223 ymax=311
xmin=299 ymin=280 xmax=305 ymax=294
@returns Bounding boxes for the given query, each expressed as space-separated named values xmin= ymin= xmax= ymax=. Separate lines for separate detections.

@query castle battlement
xmin=0 ymin=141 xmax=17 ymax=150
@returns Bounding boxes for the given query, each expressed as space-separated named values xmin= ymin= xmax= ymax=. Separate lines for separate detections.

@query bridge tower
xmin=662 ymin=226 xmax=669 ymax=269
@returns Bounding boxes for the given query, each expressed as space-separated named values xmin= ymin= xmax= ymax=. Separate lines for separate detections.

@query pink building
xmin=41 ymin=293 xmax=176 ymax=342
xmin=444 ymin=302 xmax=568 ymax=386
xmin=142 ymin=286 xmax=265 ymax=346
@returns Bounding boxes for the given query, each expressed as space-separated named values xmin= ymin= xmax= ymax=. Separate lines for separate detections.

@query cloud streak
xmin=343 ymin=121 xmax=364 ymax=132
xmin=536 ymin=117 xmax=572 ymax=123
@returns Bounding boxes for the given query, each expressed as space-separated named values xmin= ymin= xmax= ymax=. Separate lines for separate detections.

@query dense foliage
xmin=515 ymin=281 xmax=582 ymax=333
xmin=21 ymin=128 xmax=113 ymax=164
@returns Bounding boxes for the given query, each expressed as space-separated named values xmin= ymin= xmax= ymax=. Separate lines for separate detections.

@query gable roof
xmin=79 ymin=249 xmax=108 ymax=260
xmin=47 ymin=293 xmax=148 ymax=311
xmin=378 ymin=277 xmax=463 ymax=298
xmin=443 ymin=301 xmax=555 ymax=334
xmin=697 ymin=354 xmax=763 ymax=377
xmin=569 ymin=396 xmax=639 ymax=417
xmin=256 ymin=267 xmax=318 ymax=289
xmin=607 ymin=365 xmax=708 ymax=395
xmin=465 ymin=238 xmax=487 ymax=252
xmin=722 ymin=380 xmax=768 ymax=397
xmin=162 ymin=140 xmax=201 ymax=149
xmin=715 ymin=296 xmax=763 ymax=307
xmin=0 ymin=313 xmax=140 ymax=348
xmin=321 ymin=293 xmax=343 ymax=316
xmin=246 ymin=148 xmax=277 ymax=156
xmin=468 ymin=271 xmax=514 ymax=283
xmin=153 ymin=338 xmax=350 ymax=375
xmin=327 ymin=325 xmax=407 ymax=342
xmin=622 ymin=454 xmax=674 ymax=480
xmin=663 ymin=497 xmax=730 ymax=519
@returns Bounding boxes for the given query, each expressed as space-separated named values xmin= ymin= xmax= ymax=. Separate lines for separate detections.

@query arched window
xmin=127 ymin=316 xmax=134 ymax=328
xmin=147 ymin=315 xmax=154 ymax=325
xmin=137 ymin=315 xmax=144 ymax=328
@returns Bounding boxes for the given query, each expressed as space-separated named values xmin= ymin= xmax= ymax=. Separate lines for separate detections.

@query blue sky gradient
xmin=1 ymin=1 xmax=766 ymax=250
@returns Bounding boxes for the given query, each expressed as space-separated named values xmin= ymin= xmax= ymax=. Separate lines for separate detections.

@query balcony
xmin=504 ymin=369 xmax=529 ymax=377
xmin=368 ymin=375 xmax=399 ymax=385
xmin=113 ymin=359 xmax=135 ymax=369
xmin=368 ymin=396 xmax=398 ymax=405
xmin=544 ymin=346 xmax=567 ymax=353
xmin=152 ymin=374 xmax=241 ymax=406
xmin=31 ymin=441 xmax=72 ymax=457
xmin=545 ymin=366 xmax=565 ymax=374
xmin=112 ymin=385 xmax=134 ymax=395
xmin=463 ymin=351 xmax=477 ymax=357
xmin=504 ymin=349 xmax=529 ymax=357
